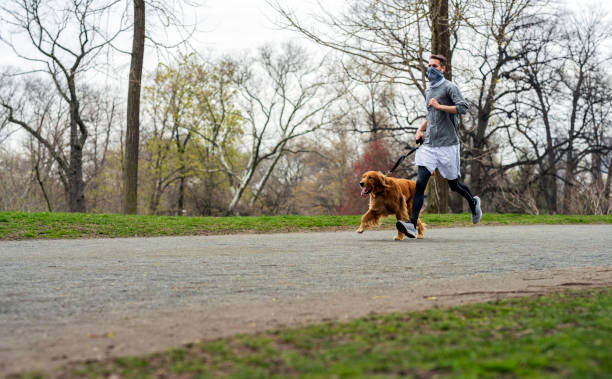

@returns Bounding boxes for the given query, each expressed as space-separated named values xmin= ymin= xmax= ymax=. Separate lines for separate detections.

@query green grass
xmin=19 ymin=288 xmax=612 ymax=378
xmin=0 ymin=211 xmax=610 ymax=240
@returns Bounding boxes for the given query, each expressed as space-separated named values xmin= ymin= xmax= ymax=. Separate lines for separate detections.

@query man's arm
xmin=428 ymin=83 xmax=469 ymax=115
xmin=447 ymin=84 xmax=469 ymax=114
xmin=428 ymin=98 xmax=457 ymax=114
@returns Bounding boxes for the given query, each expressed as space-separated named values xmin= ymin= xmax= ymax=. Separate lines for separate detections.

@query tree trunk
xmin=604 ymin=158 xmax=612 ymax=214
xmin=429 ymin=0 xmax=451 ymax=79
xmin=34 ymin=161 xmax=53 ymax=212
xmin=427 ymin=0 xmax=450 ymax=213
xmin=562 ymin=78 xmax=583 ymax=214
xmin=177 ymin=172 xmax=185 ymax=215
xmin=227 ymin=164 xmax=256 ymax=216
xmin=543 ymin=105 xmax=557 ymax=214
xmin=122 ymin=0 xmax=146 ymax=214
xmin=68 ymin=99 xmax=86 ymax=212
xmin=469 ymin=116 xmax=487 ymax=196
xmin=562 ymin=141 xmax=575 ymax=214
xmin=227 ymin=152 xmax=261 ymax=216
xmin=543 ymin=148 xmax=558 ymax=214
xmin=249 ymin=145 xmax=287 ymax=209
xmin=149 ymin=189 xmax=161 ymax=215
xmin=591 ymin=151 xmax=603 ymax=191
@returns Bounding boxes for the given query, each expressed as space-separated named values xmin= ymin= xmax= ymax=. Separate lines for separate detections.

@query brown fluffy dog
xmin=356 ymin=171 xmax=426 ymax=239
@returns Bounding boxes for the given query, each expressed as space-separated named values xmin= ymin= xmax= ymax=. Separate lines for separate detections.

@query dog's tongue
xmin=360 ymin=187 xmax=368 ymax=198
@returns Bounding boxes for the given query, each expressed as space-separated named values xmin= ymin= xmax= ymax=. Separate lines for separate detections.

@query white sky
xmin=0 ymin=1 xmax=345 ymax=79
xmin=194 ymin=0 xmax=610 ymax=53
xmin=1 ymin=0 xmax=608 ymax=79
xmin=131 ymin=0 xmax=346 ymax=87
xmin=195 ymin=0 xmax=335 ymax=54
xmin=134 ymin=0 xmax=346 ymax=69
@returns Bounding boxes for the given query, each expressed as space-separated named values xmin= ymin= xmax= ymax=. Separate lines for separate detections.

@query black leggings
xmin=409 ymin=166 xmax=476 ymax=225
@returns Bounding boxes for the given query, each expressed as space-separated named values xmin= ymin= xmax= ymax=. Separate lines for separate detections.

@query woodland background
xmin=0 ymin=0 xmax=610 ymax=216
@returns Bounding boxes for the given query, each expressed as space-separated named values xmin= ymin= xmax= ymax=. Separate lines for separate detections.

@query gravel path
xmin=1 ymin=224 xmax=611 ymax=375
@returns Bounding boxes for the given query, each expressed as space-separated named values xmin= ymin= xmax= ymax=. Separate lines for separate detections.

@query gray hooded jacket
xmin=424 ymin=79 xmax=469 ymax=147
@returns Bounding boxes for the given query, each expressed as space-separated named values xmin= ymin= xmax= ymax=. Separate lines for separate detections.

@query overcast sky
xmin=1 ymin=0 xmax=609 ymax=87
xmin=190 ymin=0 xmax=609 ymax=54
xmin=194 ymin=0 xmax=341 ymax=54
xmin=128 ymin=0 xmax=345 ymax=84
xmin=2 ymin=0 xmax=608 ymax=71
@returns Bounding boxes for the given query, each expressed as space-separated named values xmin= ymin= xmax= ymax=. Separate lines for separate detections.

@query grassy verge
xmin=18 ymin=288 xmax=612 ymax=378
xmin=0 ymin=211 xmax=611 ymax=240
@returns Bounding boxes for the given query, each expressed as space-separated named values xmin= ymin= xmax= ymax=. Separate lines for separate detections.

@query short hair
xmin=430 ymin=54 xmax=447 ymax=67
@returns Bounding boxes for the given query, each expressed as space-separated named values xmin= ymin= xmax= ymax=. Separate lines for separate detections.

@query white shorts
xmin=414 ymin=143 xmax=460 ymax=180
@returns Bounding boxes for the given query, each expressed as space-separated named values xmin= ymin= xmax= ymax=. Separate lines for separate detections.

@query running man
xmin=396 ymin=54 xmax=482 ymax=238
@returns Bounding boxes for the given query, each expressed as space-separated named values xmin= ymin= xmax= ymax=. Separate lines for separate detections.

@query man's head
xmin=428 ymin=54 xmax=447 ymax=73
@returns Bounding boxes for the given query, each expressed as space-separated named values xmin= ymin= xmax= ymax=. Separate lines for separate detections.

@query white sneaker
xmin=472 ymin=196 xmax=482 ymax=224
xmin=396 ymin=220 xmax=417 ymax=238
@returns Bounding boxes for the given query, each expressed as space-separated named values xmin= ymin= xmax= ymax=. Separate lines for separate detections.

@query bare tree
xmin=286 ymin=132 xmax=355 ymax=215
xmin=256 ymin=153 xmax=305 ymax=214
xmin=272 ymin=0 xmax=471 ymax=143
xmin=1 ymin=70 xmax=121 ymax=212
xmin=334 ymin=62 xmax=424 ymax=147
xmin=337 ymin=64 xmax=400 ymax=140
xmin=272 ymin=0 xmax=470 ymax=91
xmin=273 ymin=0 xmax=471 ymax=212
xmin=1 ymin=74 xmax=72 ymax=208
xmin=0 ymin=0 xmax=128 ymax=212
xmin=222 ymin=43 xmax=343 ymax=215
xmin=0 ymin=110 xmax=16 ymax=147
xmin=457 ymin=0 xmax=548 ymax=197
xmin=470 ymin=7 xmax=612 ymax=215
xmin=557 ymin=10 xmax=611 ymax=214
xmin=584 ymin=75 xmax=612 ymax=213
xmin=28 ymin=136 xmax=55 ymax=212
xmin=0 ymin=151 xmax=43 ymax=211
xmin=500 ymin=18 xmax=565 ymax=214
xmin=81 ymin=85 xmax=120 ymax=212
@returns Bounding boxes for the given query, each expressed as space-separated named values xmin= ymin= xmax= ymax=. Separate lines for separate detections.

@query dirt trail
xmin=1 ymin=225 xmax=611 ymax=375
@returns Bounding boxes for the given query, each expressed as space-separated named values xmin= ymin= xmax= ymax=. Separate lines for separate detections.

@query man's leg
xmin=410 ymin=166 xmax=431 ymax=225
xmin=448 ymin=179 xmax=482 ymax=224
xmin=448 ymin=179 xmax=475 ymax=212
xmin=396 ymin=166 xmax=431 ymax=238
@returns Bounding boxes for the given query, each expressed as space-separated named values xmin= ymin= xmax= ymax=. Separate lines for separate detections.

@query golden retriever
xmin=356 ymin=170 xmax=426 ymax=239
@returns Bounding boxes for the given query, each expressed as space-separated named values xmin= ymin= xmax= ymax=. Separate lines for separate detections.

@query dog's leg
xmin=416 ymin=218 xmax=426 ymax=239
xmin=357 ymin=210 xmax=379 ymax=233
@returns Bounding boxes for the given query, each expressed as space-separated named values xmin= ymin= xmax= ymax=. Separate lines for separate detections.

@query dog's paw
xmin=356 ymin=228 xmax=364 ymax=233
xmin=394 ymin=235 xmax=404 ymax=241
xmin=417 ymin=234 xmax=424 ymax=239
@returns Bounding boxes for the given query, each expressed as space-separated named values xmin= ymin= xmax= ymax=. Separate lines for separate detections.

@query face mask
xmin=427 ymin=66 xmax=444 ymax=83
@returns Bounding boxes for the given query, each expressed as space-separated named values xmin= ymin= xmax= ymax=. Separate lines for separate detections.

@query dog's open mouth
xmin=360 ymin=186 xmax=372 ymax=198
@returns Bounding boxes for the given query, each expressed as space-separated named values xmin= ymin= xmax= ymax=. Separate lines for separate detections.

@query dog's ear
xmin=382 ymin=175 xmax=392 ymax=188
xmin=375 ymin=172 xmax=391 ymax=189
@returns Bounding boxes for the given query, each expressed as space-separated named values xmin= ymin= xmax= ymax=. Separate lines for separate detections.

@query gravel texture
xmin=0 ymin=224 xmax=611 ymax=375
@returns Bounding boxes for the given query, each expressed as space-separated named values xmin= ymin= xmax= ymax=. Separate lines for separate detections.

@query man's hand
xmin=416 ymin=128 xmax=425 ymax=143
xmin=428 ymin=97 xmax=440 ymax=109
